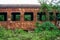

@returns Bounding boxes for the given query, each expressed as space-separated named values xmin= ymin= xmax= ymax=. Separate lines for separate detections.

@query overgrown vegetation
xmin=41 ymin=15 xmax=47 ymax=21
xmin=0 ymin=21 xmax=60 ymax=40
xmin=35 ymin=21 xmax=58 ymax=32
xmin=0 ymin=15 xmax=4 ymax=21
xmin=38 ymin=0 xmax=60 ymax=21
xmin=0 ymin=0 xmax=60 ymax=40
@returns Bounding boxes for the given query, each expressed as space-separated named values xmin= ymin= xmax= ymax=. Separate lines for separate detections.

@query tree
xmin=49 ymin=0 xmax=60 ymax=24
xmin=49 ymin=0 xmax=60 ymax=12
xmin=38 ymin=0 xmax=51 ymax=21
xmin=38 ymin=0 xmax=60 ymax=21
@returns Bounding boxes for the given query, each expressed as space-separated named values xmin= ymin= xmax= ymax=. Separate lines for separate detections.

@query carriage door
xmin=56 ymin=13 xmax=60 ymax=27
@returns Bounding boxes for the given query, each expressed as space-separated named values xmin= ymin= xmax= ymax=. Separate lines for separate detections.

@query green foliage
xmin=0 ymin=15 xmax=4 ymax=21
xmin=57 ymin=6 xmax=60 ymax=13
xmin=41 ymin=15 xmax=47 ymax=21
xmin=15 ymin=15 xmax=20 ymax=21
xmin=37 ymin=30 xmax=60 ymax=40
xmin=40 ymin=3 xmax=52 ymax=12
xmin=0 ymin=26 xmax=59 ymax=40
xmin=51 ymin=2 xmax=60 ymax=12
xmin=24 ymin=15 xmax=32 ymax=21
xmin=39 ymin=0 xmax=52 ymax=12
xmin=35 ymin=21 xmax=41 ymax=27
xmin=49 ymin=14 xmax=54 ymax=21
xmin=14 ymin=29 xmax=26 ymax=34
xmin=35 ymin=21 xmax=58 ymax=32
xmin=41 ymin=21 xmax=58 ymax=30
xmin=39 ymin=0 xmax=60 ymax=12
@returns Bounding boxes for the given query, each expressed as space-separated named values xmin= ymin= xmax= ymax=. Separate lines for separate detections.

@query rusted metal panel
xmin=0 ymin=8 xmax=39 ymax=30
xmin=0 ymin=7 xmax=58 ymax=30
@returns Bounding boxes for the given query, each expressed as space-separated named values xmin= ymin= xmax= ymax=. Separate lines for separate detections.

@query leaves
xmin=0 ymin=26 xmax=60 ymax=40
xmin=35 ymin=21 xmax=58 ymax=32
xmin=39 ymin=0 xmax=60 ymax=12
xmin=41 ymin=15 xmax=47 ymax=21
xmin=0 ymin=15 xmax=4 ymax=21
xmin=24 ymin=15 xmax=32 ymax=21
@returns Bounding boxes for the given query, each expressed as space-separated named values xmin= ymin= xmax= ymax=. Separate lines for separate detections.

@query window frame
xmin=0 ymin=12 xmax=7 ymax=21
xmin=37 ymin=12 xmax=47 ymax=21
xmin=24 ymin=12 xmax=33 ymax=21
xmin=56 ymin=12 xmax=60 ymax=21
xmin=49 ymin=12 xmax=54 ymax=21
xmin=11 ymin=12 xmax=20 ymax=21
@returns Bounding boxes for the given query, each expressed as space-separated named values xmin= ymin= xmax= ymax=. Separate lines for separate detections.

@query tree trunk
xmin=43 ymin=9 xmax=49 ymax=21
xmin=46 ymin=12 xmax=49 ymax=21
xmin=53 ymin=9 xmax=57 ymax=25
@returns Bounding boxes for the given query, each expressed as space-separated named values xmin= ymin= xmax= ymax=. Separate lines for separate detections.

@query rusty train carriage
xmin=0 ymin=4 xmax=59 ymax=30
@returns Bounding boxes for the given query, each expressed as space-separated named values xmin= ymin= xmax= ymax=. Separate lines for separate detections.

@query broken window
xmin=56 ymin=13 xmax=60 ymax=21
xmin=24 ymin=12 xmax=33 ymax=21
xmin=11 ymin=12 xmax=20 ymax=21
xmin=49 ymin=12 xmax=54 ymax=21
xmin=0 ymin=12 xmax=7 ymax=21
xmin=37 ymin=12 xmax=46 ymax=21
xmin=37 ymin=12 xmax=42 ymax=21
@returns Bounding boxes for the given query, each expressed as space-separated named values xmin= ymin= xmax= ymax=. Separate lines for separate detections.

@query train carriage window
xmin=49 ymin=12 xmax=54 ymax=21
xmin=0 ymin=12 xmax=7 ymax=21
xmin=37 ymin=12 xmax=42 ymax=21
xmin=24 ymin=12 xmax=33 ymax=21
xmin=37 ymin=12 xmax=46 ymax=21
xmin=11 ymin=12 xmax=20 ymax=21
xmin=56 ymin=13 xmax=60 ymax=21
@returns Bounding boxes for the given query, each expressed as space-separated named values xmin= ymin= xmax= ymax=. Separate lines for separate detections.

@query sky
xmin=0 ymin=0 xmax=40 ymax=5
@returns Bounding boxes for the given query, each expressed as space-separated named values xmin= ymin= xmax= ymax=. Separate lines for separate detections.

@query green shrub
xmin=35 ymin=21 xmax=58 ymax=32
xmin=38 ymin=30 xmax=58 ymax=40
xmin=41 ymin=21 xmax=58 ymax=30
xmin=0 ymin=26 xmax=60 ymax=40
xmin=14 ymin=29 xmax=26 ymax=34
xmin=0 ymin=27 xmax=6 ymax=38
xmin=0 ymin=27 xmax=14 ymax=39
